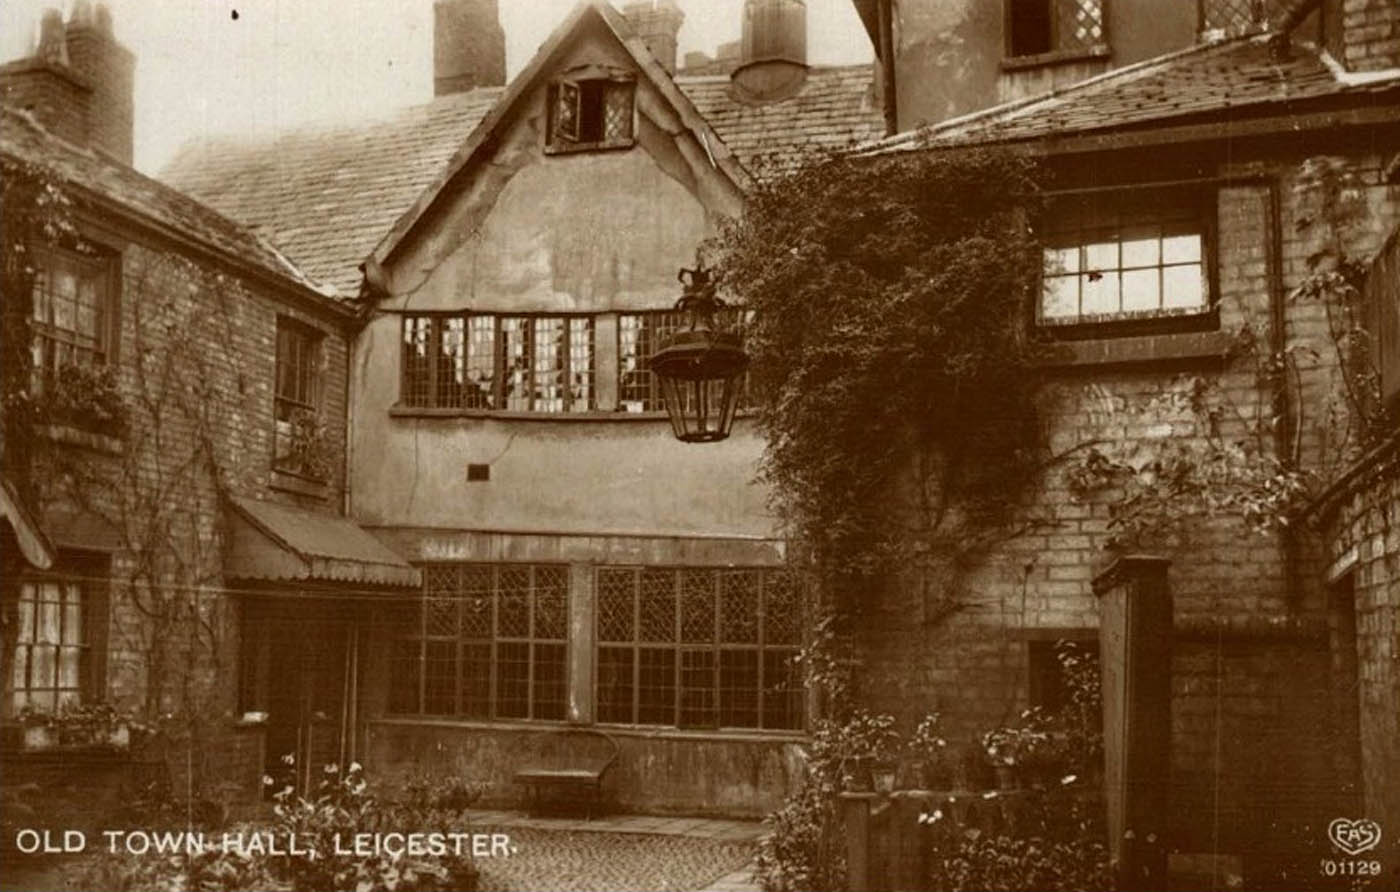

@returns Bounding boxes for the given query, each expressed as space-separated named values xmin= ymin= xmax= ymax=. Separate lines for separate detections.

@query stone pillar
xmin=839 ymin=791 xmax=878 ymax=892
xmin=1093 ymin=554 xmax=1172 ymax=891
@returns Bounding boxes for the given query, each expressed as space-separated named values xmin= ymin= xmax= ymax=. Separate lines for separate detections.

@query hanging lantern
xmin=648 ymin=265 xmax=749 ymax=443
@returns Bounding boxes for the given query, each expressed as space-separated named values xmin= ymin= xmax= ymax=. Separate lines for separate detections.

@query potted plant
xmin=981 ymin=712 xmax=1050 ymax=790
xmin=842 ymin=710 xmax=900 ymax=793
xmin=907 ymin=712 xmax=954 ymax=790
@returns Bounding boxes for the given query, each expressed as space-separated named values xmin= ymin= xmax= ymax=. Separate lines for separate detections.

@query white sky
xmin=0 ymin=1 xmax=872 ymax=174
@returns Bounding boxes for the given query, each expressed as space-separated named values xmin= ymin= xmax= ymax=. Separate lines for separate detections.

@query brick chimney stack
xmin=66 ymin=2 xmax=135 ymax=164
xmin=433 ymin=0 xmax=506 ymax=96
xmin=1322 ymin=0 xmax=1400 ymax=71
xmin=623 ymin=0 xmax=685 ymax=76
xmin=0 ymin=3 xmax=135 ymax=165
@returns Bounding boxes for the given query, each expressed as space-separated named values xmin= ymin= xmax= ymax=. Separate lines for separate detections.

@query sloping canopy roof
xmin=860 ymin=36 xmax=1400 ymax=155
xmin=224 ymin=496 xmax=420 ymax=589
xmin=0 ymin=107 xmax=339 ymax=302
xmin=0 ymin=476 xmax=55 ymax=570
xmin=160 ymin=6 xmax=880 ymax=294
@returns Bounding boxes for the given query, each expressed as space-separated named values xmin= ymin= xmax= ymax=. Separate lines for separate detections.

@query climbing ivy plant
xmin=713 ymin=147 xmax=1049 ymax=698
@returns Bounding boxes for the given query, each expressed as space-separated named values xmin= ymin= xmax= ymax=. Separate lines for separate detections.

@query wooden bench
xmin=513 ymin=728 xmax=619 ymax=819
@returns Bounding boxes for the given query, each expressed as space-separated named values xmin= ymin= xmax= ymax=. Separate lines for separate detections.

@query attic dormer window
xmin=547 ymin=67 xmax=635 ymax=153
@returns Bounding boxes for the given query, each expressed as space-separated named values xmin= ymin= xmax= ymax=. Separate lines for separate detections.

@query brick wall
xmin=24 ymin=222 xmax=349 ymax=799
xmin=851 ymin=150 xmax=1400 ymax=874
xmin=1324 ymin=448 xmax=1400 ymax=837
xmin=0 ymin=60 xmax=91 ymax=148
xmin=1335 ymin=0 xmax=1400 ymax=72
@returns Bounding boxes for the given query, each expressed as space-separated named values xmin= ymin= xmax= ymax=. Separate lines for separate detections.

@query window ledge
xmin=544 ymin=139 xmax=635 ymax=156
xmin=37 ymin=423 xmax=123 ymax=455
xmin=389 ymin=406 xmax=757 ymax=423
xmin=271 ymin=468 xmax=330 ymax=498
xmin=1002 ymin=43 xmax=1111 ymax=71
xmin=369 ymin=716 xmax=805 ymax=743
xmin=1036 ymin=329 xmax=1237 ymax=369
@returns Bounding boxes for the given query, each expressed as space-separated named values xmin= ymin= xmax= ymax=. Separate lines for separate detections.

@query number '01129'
xmin=1320 ymin=859 xmax=1381 ymax=877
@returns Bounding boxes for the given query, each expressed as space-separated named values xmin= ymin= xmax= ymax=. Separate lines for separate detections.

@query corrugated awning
xmin=224 ymin=497 xmax=420 ymax=589
xmin=0 ymin=476 xmax=55 ymax=569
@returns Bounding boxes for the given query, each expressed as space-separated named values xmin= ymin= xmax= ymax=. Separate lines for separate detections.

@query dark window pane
xmin=637 ymin=648 xmax=676 ymax=725
xmin=496 ymin=641 xmax=531 ymax=719
xmin=762 ymin=648 xmax=803 ymax=730
xmin=387 ymin=638 xmax=420 ymax=714
xmin=423 ymin=640 xmax=457 ymax=715
xmin=534 ymin=567 xmax=568 ymax=640
xmin=533 ymin=643 xmax=567 ymax=720
xmin=598 ymin=646 xmax=635 ymax=723
xmin=681 ymin=570 xmax=716 ymax=644
xmin=639 ymin=569 xmax=676 ymax=642
xmin=720 ymin=650 xmax=760 ymax=729
xmin=461 ymin=642 xmax=492 ymax=718
xmin=402 ymin=317 xmax=433 ymax=407
xmin=436 ymin=317 xmax=466 ymax=408
xmin=720 ymin=571 xmax=759 ymax=644
xmin=460 ymin=566 xmax=494 ymax=638
xmin=598 ymin=569 xmax=636 ymax=643
xmin=497 ymin=566 xmax=531 ymax=637
xmin=763 ymin=573 xmax=801 ymax=645
xmin=679 ymin=648 xmax=717 ymax=728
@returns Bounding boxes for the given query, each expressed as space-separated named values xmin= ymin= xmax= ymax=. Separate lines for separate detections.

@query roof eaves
xmin=854 ymin=34 xmax=1255 ymax=157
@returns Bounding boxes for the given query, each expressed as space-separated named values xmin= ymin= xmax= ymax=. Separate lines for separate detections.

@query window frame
xmin=616 ymin=308 xmax=753 ymax=415
xmin=28 ymin=242 xmax=120 ymax=385
xmin=273 ymin=316 xmax=326 ymax=478
xmin=5 ymin=555 xmax=109 ymax=718
xmin=387 ymin=563 xmax=570 ymax=723
xmin=594 ymin=566 xmax=804 ymax=733
xmin=545 ymin=65 xmax=637 ymax=155
xmin=1034 ymin=185 xmax=1219 ymax=341
xmin=1004 ymin=0 xmax=1109 ymax=65
xmin=399 ymin=312 xmax=597 ymax=414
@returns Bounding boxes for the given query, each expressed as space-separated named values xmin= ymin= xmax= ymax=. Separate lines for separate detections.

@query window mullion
xmin=632 ymin=571 xmax=641 ymax=723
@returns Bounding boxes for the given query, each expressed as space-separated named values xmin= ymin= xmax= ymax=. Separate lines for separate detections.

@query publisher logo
xmin=1327 ymin=818 xmax=1382 ymax=857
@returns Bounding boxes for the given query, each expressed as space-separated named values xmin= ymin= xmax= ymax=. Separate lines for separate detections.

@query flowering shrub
xmin=924 ymin=785 xmax=1111 ymax=892
xmin=757 ymin=711 xmax=899 ymax=892
xmin=86 ymin=762 xmax=480 ymax=892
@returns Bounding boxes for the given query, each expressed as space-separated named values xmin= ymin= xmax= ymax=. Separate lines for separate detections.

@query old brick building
xmin=162 ymin=0 xmax=884 ymax=816
xmin=851 ymin=0 xmax=1400 ymax=883
xmin=2 ymin=0 xmax=1396 ymax=885
xmin=0 ymin=4 xmax=420 ymax=806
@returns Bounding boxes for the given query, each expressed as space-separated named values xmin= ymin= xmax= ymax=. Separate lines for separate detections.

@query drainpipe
xmin=876 ymin=0 xmax=898 ymax=136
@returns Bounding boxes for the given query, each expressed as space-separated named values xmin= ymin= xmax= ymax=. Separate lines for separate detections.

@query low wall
xmin=364 ymin=720 xmax=804 ymax=817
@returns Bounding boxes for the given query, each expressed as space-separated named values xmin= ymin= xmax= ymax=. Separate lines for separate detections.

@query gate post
xmin=1093 ymin=554 xmax=1172 ymax=891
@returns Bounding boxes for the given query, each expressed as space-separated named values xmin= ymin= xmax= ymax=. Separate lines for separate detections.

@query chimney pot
xmin=36 ymin=9 xmax=68 ymax=65
xmin=733 ymin=0 xmax=808 ymax=101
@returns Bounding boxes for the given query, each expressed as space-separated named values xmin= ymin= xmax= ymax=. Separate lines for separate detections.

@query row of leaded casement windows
xmin=401 ymin=309 xmax=750 ymax=413
xmin=387 ymin=564 xmax=803 ymax=731
xmin=1006 ymin=2 xmax=1276 ymax=61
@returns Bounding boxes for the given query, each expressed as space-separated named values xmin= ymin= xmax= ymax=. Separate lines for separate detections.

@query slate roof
xmin=0 ymin=107 xmax=334 ymax=300
xmin=163 ymin=89 xmax=503 ymax=296
xmin=863 ymin=36 xmax=1400 ymax=155
xmin=162 ymin=66 xmax=880 ymax=296
xmin=682 ymin=65 xmax=885 ymax=176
